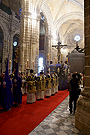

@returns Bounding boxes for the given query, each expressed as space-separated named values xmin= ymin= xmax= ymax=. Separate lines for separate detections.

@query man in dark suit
xmin=69 ymin=73 xmax=79 ymax=114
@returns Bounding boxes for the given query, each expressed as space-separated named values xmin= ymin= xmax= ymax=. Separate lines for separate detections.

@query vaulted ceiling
xmin=41 ymin=0 xmax=84 ymax=58
xmin=41 ymin=0 xmax=84 ymax=44
xmin=1 ymin=0 xmax=84 ymax=52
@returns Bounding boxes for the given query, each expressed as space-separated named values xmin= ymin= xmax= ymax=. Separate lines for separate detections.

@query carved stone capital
xmin=22 ymin=12 xmax=32 ymax=18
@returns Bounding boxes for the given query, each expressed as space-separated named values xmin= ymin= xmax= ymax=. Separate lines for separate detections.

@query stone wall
xmin=0 ymin=8 xmax=20 ymax=74
xmin=2 ymin=0 xmax=20 ymax=15
xmin=75 ymin=0 xmax=90 ymax=134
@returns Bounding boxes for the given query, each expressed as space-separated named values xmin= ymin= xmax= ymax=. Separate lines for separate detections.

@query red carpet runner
xmin=0 ymin=90 xmax=69 ymax=135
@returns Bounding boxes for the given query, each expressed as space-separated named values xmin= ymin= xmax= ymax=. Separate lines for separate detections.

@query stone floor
xmin=29 ymin=89 xmax=85 ymax=135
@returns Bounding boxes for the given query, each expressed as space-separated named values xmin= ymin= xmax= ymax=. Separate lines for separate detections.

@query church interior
xmin=0 ymin=0 xmax=90 ymax=135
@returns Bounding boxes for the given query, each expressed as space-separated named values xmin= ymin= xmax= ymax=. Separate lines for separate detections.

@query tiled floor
xmin=29 ymin=89 xmax=84 ymax=135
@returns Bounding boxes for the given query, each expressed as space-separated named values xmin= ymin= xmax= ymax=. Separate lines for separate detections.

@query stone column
xmin=2 ymin=39 xmax=8 ymax=72
xmin=44 ymin=24 xmax=49 ymax=69
xmin=19 ymin=0 xmax=31 ymax=72
xmin=48 ymin=25 xmax=52 ymax=62
xmin=9 ymin=10 xmax=15 ymax=73
xmin=19 ymin=0 xmax=40 ymax=73
xmin=75 ymin=1 xmax=90 ymax=134
xmin=32 ymin=14 xmax=40 ymax=73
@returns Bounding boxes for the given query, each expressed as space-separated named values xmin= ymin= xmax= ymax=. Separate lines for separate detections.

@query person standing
xmin=26 ymin=69 xmax=36 ymax=103
xmin=20 ymin=72 xmax=25 ymax=95
xmin=51 ymin=72 xmax=56 ymax=95
xmin=36 ymin=72 xmax=46 ymax=100
xmin=24 ymin=72 xmax=28 ymax=94
xmin=13 ymin=61 xmax=22 ymax=107
xmin=0 ymin=76 xmax=2 ymax=106
xmin=45 ymin=71 xmax=51 ymax=97
xmin=54 ymin=72 xmax=58 ymax=93
xmin=1 ymin=56 xmax=13 ymax=111
xmin=69 ymin=73 xmax=79 ymax=114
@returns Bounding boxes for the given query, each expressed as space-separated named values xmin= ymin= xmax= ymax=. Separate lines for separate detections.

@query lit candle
xmin=61 ymin=54 xmax=63 ymax=61
xmin=32 ymin=61 xmax=34 ymax=67
xmin=48 ymin=68 xmax=50 ymax=73
xmin=47 ymin=54 xmax=49 ymax=61
xmin=27 ymin=60 xmax=29 ymax=67
xmin=9 ymin=60 xmax=11 ymax=68
xmin=55 ymin=57 xmax=57 ymax=63
xmin=67 ymin=57 xmax=68 ymax=63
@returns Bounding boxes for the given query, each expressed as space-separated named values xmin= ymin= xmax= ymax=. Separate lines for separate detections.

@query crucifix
xmin=52 ymin=41 xmax=67 ymax=64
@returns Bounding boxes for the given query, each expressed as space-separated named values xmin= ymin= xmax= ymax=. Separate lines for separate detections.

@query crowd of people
xmin=0 ymin=58 xmax=22 ymax=111
xmin=0 ymin=58 xmax=59 ymax=111
xmin=0 ymin=57 xmax=84 ymax=115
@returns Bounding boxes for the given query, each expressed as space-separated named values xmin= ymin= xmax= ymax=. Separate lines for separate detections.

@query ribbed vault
xmin=1 ymin=0 xmax=84 ymax=61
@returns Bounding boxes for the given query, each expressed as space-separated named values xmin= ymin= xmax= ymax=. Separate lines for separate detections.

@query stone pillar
xmin=2 ymin=10 xmax=14 ymax=73
xmin=44 ymin=24 xmax=49 ymax=69
xmin=9 ymin=10 xmax=15 ymax=73
xmin=32 ymin=14 xmax=40 ymax=73
xmin=48 ymin=26 xmax=52 ymax=62
xmin=2 ymin=39 xmax=8 ymax=72
xmin=75 ymin=1 xmax=90 ymax=135
xmin=19 ymin=0 xmax=31 ymax=72
xmin=19 ymin=0 xmax=40 ymax=73
xmin=9 ymin=36 xmax=13 ymax=73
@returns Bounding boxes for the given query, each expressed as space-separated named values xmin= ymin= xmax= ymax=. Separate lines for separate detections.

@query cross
xmin=52 ymin=41 xmax=67 ymax=64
